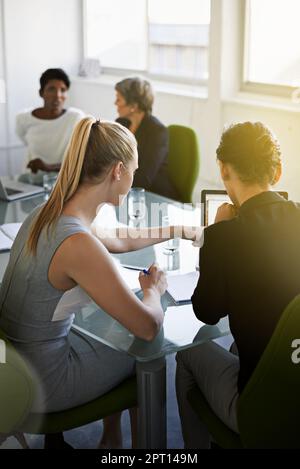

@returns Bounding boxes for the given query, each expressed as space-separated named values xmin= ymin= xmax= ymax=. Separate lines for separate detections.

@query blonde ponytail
xmin=26 ymin=117 xmax=136 ymax=256
xmin=26 ymin=117 xmax=96 ymax=255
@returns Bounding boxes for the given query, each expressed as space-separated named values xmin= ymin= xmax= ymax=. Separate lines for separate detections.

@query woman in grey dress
xmin=0 ymin=117 xmax=195 ymax=448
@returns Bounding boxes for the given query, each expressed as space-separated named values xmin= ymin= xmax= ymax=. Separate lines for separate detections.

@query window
xmin=84 ymin=0 xmax=147 ymax=71
xmin=244 ymin=0 xmax=300 ymax=93
xmin=84 ymin=0 xmax=211 ymax=82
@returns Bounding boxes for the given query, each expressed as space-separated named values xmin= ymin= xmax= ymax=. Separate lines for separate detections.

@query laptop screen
xmin=201 ymin=190 xmax=289 ymax=226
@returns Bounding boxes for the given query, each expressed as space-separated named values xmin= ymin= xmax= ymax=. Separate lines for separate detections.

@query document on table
xmin=0 ymin=223 xmax=22 ymax=251
xmin=113 ymin=260 xmax=142 ymax=290
xmin=166 ymin=271 xmax=200 ymax=304
xmin=118 ymin=266 xmax=141 ymax=290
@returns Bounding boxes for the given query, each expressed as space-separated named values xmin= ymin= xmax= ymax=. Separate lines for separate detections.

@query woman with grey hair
xmin=115 ymin=77 xmax=179 ymax=200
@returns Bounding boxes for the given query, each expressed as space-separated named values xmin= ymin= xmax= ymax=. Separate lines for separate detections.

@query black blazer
xmin=192 ymin=192 xmax=300 ymax=393
xmin=116 ymin=115 xmax=178 ymax=200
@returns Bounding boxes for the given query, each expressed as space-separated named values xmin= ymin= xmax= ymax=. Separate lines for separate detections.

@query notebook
xmin=0 ymin=223 xmax=22 ymax=251
xmin=166 ymin=271 xmax=200 ymax=305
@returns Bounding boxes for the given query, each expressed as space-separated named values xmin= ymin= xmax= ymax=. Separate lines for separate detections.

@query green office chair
xmin=0 ymin=328 xmax=137 ymax=449
xmin=168 ymin=125 xmax=200 ymax=204
xmin=0 ymin=328 xmax=34 ymax=448
xmin=187 ymin=294 xmax=300 ymax=449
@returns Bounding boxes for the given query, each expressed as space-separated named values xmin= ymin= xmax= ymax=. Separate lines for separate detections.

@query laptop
xmin=0 ymin=178 xmax=45 ymax=202
xmin=201 ymin=190 xmax=289 ymax=226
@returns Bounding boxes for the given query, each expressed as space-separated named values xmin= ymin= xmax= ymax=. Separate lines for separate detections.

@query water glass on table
xmin=128 ymin=188 xmax=146 ymax=220
xmin=162 ymin=215 xmax=180 ymax=255
xmin=43 ymin=174 xmax=57 ymax=198
xmin=164 ymin=237 xmax=180 ymax=254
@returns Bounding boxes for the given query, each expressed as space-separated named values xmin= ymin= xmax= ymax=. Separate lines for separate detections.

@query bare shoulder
xmin=49 ymin=230 xmax=114 ymax=291
xmin=62 ymin=231 xmax=108 ymax=258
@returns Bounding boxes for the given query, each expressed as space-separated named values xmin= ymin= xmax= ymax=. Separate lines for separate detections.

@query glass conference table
xmin=0 ymin=191 xmax=230 ymax=449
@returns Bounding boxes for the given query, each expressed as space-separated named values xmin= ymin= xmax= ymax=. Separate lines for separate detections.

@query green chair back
xmin=187 ymin=294 xmax=300 ymax=449
xmin=21 ymin=376 xmax=137 ymax=435
xmin=0 ymin=329 xmax=35 ymax=434
xmin=168 ymin=125 xmax=200 ymax=203
xmin=237 ymin=294 xmax=300 ymax=448
xmin=187 ymin=385 xmax=243 ymax=449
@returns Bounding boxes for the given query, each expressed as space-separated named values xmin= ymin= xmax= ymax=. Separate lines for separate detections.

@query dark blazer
xmin=116 ymin=115 xmax=179 ymax=200
xmin=192 ymin=192 xmax=300 ymax=393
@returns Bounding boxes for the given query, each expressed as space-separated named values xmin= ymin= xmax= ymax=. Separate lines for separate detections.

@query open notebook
xmin=0 ymin=223 xmax=22 ymax=251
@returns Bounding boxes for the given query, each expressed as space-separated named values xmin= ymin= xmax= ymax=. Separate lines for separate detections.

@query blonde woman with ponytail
xmin=0 ymin=117 xmax=199 ymax=449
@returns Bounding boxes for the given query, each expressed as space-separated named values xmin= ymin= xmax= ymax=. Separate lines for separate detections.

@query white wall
xmin=0 ymin=0 xmax=82 ymax=174
xmin=0 ymin=0 xmax=5 ymax=91
xmin=1 ymin=0 xmax=300 ymax=203
xmin=222 ymin=102 xmax=300 ymax=202
xmin=219 ymin=0 xmax=300 ymax=202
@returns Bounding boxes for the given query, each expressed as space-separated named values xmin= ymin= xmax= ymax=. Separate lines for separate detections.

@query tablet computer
xmin=201 ymin=190 xmax=289 ymax=226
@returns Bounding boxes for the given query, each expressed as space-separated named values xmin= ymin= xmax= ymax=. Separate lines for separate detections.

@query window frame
xmin=82 ymin=0 xmax=209 ymax=86
xmin=241 ymin=0 xmax=298 ymax=98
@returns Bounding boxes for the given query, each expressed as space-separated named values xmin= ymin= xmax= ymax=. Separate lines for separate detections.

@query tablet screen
xmin=203 ymin=191 xmax=230 ymax=226
xmin=201 ymin=190 xmax=288 ymax=226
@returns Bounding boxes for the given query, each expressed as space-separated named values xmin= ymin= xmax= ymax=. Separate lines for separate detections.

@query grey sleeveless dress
xmin=0 ymin=207 xmax=135 ymax=413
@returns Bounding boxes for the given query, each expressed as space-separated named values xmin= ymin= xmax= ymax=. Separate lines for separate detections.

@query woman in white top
xmin=16 ymin=68 xmax=84 ymax=184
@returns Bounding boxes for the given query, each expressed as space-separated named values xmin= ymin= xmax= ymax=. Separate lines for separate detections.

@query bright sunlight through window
xmin=84 ymin=0 xmax=211 ymax=81
xmin=245 ymin=0 xmax=300 ymax=88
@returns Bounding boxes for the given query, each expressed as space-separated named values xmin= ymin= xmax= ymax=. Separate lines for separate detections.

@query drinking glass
xmin=164 ymin=250 xmax=180 ymax=271
xmin=128 ymin=188 xmax=146 ymax=220
xmin=43 ymin=174 xmax=57 ymax=197
xmin=162 ymin=215 xmax=180 ymax=254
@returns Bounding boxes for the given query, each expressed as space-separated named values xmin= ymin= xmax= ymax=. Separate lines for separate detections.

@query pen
xmin=122 ymin=264 xmax=146 ymax=272
xmin=121 ymin=264 xmax=151 ymax=275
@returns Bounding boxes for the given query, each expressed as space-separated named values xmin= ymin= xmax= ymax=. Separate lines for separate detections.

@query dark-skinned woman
xmin=16 ymin=68 xmax=84 ymax=185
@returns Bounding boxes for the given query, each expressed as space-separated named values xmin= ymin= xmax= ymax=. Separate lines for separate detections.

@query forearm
xmin=125 ymin=225 xmax=203 ymax=251
xmin=142 ymin=287 xmax=164 ymax=329
xmin=27 ymin=159 xmax=61 ymax=174
xmin=121 ymin=225 xmax=182 ymax=252
xmin=92 ymin=224 xmax=201 ymax=253
xmin=92 ymin=224 xmax=177 ymax=253
xmin=44 ymin=162 xmax=61 ymax=172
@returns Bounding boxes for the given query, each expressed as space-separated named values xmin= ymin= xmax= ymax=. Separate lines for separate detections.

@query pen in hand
xmin=142 ymin=268 xmax=151 ymax=276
